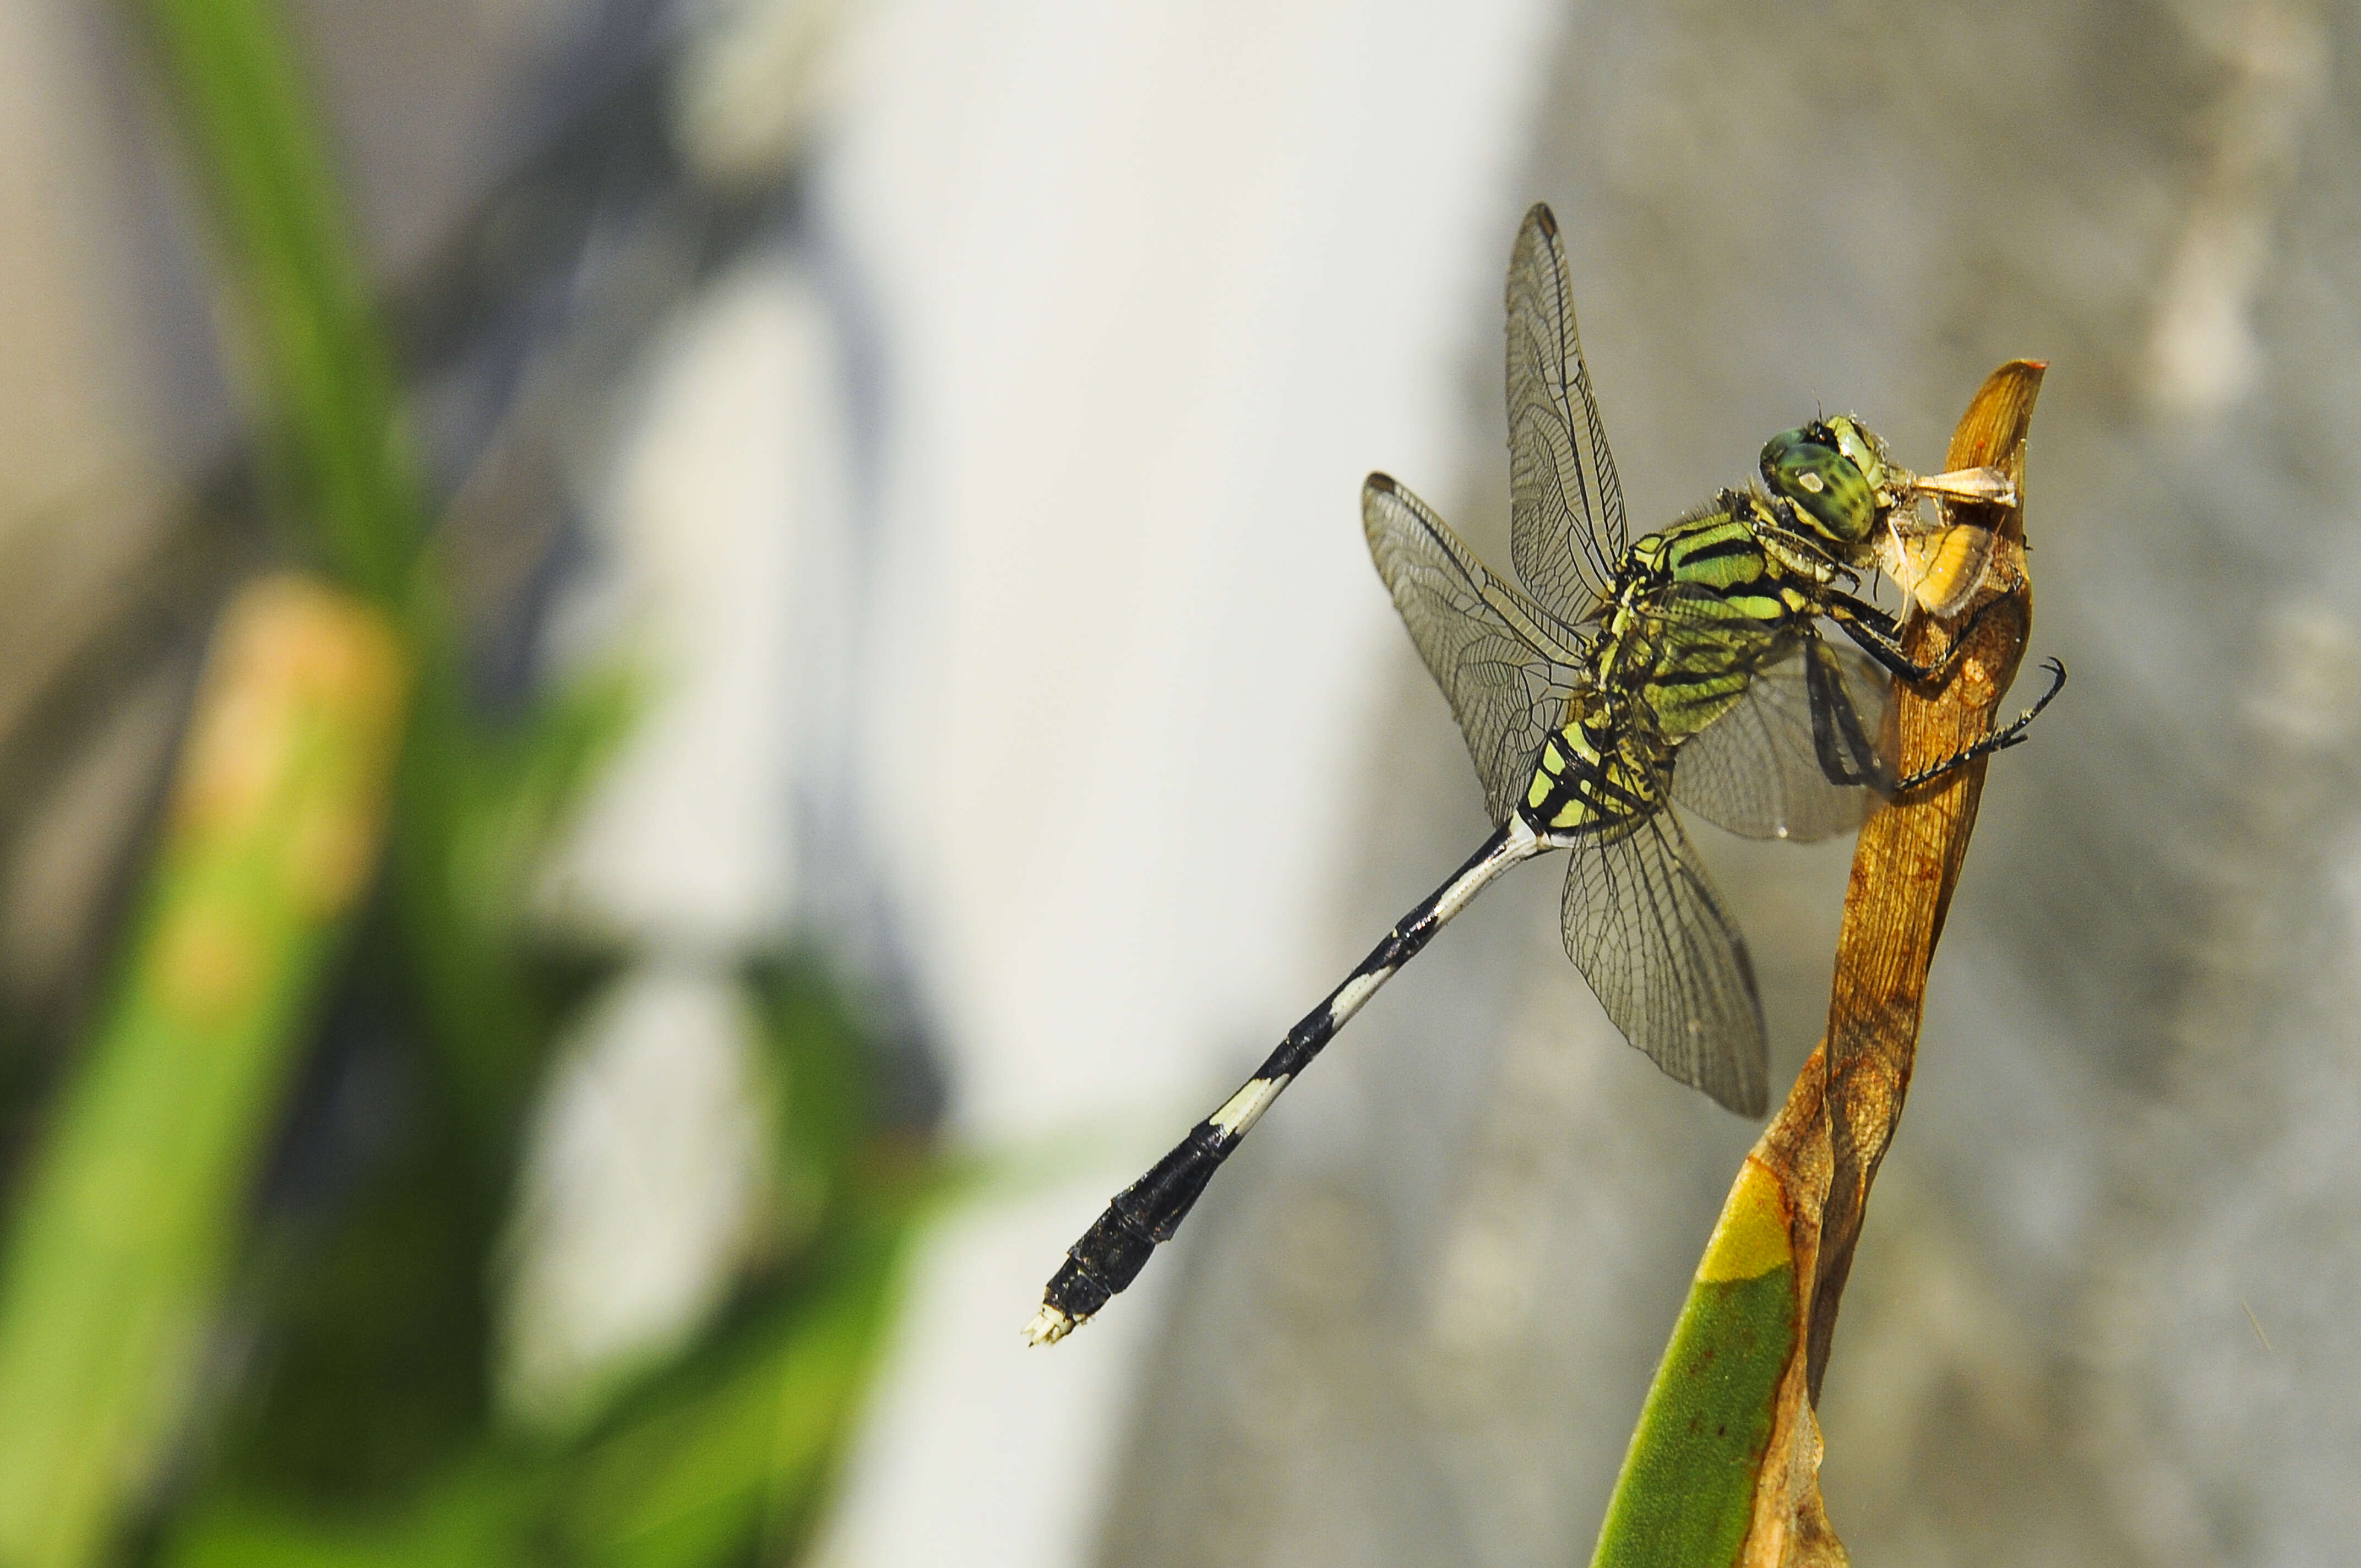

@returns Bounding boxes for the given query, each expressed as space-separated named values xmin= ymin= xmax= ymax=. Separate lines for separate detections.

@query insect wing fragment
xmin=1560 ymin=796 xmax=1769 ymax=1116
xmin=1363 ymin=473 xmax=1590 ymax=825
xmin=1879 ymin=518 xmax=1996 ymax=618
xmin=1506 ymin=203 xmax=1628 ymax=618
xmin=1672 ymin=638 xmax=1894 ymax=842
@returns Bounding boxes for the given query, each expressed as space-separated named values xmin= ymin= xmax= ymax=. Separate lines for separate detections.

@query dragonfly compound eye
xmin=1760 ymin=426 xmax=1877 ymax=545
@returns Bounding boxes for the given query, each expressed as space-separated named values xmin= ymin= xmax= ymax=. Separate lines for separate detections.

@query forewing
xmin=1506 ymin=203 xmax=1626 ymax=618
xmin=1672 ymin=638 xmax=1896 ymax=842
xmin=1561 ymin=803 xmax=1768 ymax=1116
xmin=1364 ymin=473 xmax=1589 ymax=825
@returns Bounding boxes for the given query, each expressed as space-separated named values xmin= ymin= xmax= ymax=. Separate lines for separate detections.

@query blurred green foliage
xmin=0 ymin=580 xmax=411 ymax=1568
xmin=0 ymin=2 xmax=936 ymax=1564
xmin=161 ymin=961 xmax=932 ymax=1568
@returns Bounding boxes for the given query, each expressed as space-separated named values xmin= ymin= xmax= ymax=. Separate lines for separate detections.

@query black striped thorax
xmin=1589 ymin=491 xmax=1819 ymax=689
xmin=1522 ymin=491 xmax=1835 ymax=841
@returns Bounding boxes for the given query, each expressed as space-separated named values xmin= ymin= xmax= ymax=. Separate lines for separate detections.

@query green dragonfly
xmin=1026 ymin=203 xmax=2063 ymax=1346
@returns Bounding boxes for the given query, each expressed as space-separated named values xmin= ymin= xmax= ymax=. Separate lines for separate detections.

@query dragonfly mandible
xmin=1025 ymin=203 xmax=2064 ymax=1346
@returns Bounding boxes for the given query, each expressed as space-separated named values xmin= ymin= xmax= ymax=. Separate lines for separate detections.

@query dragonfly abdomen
xmin=1523 ymin=703 xmax=1667 ymax=839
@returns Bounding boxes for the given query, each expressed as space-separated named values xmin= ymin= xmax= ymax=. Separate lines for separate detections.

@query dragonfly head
xmin=1758 ymin=417 xmax=1896 ymax=551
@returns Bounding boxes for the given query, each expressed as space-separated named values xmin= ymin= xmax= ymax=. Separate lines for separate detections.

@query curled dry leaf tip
xmin=1592 ymin=362 xmax=2047 ymax=1568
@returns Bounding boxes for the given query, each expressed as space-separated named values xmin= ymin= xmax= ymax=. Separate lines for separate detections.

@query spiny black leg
xmin=1821 ymin=592 xmax=1908 ymax=673
xmin=1802 ymin=635 xmax=1894 ymax=792
xmin=1890 ymin=657 xmax=2068 ymax=792
xmin=1825 ymin=591 xmax=2010 ymax=684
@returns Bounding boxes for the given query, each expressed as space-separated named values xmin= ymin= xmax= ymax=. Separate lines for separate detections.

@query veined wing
xmin=1507 ymin=203 xmax=1626 ymax=619
xmin=1363 ymin=472 xmax=1590 ymax=825
xmin=1560 ymin=793 xmax=1767 ymax=1117
xmin=1672 ymin=636 xmax=1896 ymax=842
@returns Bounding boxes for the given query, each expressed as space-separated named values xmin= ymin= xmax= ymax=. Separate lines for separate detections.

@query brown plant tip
xmin=1806 ymin=360 xmax=2045 ymax=1401
xmin=1658 ymin=364 xmax=2050 ymax=1567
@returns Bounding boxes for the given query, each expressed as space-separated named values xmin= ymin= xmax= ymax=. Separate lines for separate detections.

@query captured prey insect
xmin=1024 ymin=203 xmax=2065 ymax=1346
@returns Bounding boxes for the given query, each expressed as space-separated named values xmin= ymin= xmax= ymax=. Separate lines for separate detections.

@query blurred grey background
xmin=3 ymin=0 xmax=2358 ymax=1563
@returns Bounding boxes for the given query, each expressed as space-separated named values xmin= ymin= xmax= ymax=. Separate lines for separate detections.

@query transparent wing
xmin=1363 ymin=473 xmax=1590 ymax=825
xmin=1561 ymin=801 xmax=1768 ymax=1117
xmin=1507 ymin=203 xmax=1626 ymax=619
xmin=1672 ymin=636 xmax=1896 ymax=842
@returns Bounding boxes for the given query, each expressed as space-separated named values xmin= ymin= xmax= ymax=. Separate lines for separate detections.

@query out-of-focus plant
xmin=164 ymin=960 xmax=932 ymax=1568
xmin=0 ymin=2 xmax=932 ymax=1565
xmin=0 ymin=578 xmax=408 ymax=1568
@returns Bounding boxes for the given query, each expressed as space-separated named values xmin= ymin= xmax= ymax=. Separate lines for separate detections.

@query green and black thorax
xmin=1521 ymin=418 xmax=1905 ymax=841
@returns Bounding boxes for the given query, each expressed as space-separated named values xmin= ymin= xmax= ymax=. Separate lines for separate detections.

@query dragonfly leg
xmin=1802 ymin=635 xmax=1895 ymax=792
xmin=1888 ymin=657 xmax=2068 ymax=792
xmin=1824 ymin=591 xmax=2007 ymax=684
xmin=1026 ymin=820 xmax=1549 ymax=1344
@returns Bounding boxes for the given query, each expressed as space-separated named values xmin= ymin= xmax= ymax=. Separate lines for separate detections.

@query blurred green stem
xmin=135 ymin=0 xmax=553 ymax=1134
xmin=142 ymin=0 xmax=422 ymax=602
xmin=0 ymin=2 xmax=436 ymax=1561
xmin=0 ymin=7 xmax=930 ymax=1565
xmin=0 ymin=581 xmax=408 ymax=1568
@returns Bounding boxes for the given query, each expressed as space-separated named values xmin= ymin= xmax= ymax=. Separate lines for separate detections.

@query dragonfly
xmin=1025 ymin=203 xmax=2065 ymax=1346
